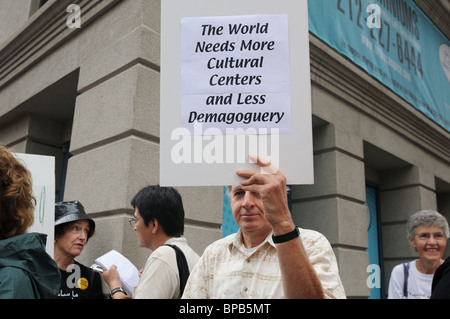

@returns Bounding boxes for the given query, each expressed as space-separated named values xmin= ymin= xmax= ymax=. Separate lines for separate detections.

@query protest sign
xmin=160 ymin=0 xmax=314 ymax=186
xmin=16 ymin=153 xmax=55 ymax=256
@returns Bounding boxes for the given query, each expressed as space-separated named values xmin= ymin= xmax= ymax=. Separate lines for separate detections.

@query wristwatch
xmin=109 ymin=287 xmax=127 ymax=298
xmin=272 ymin=227 xmax=300 ymax=244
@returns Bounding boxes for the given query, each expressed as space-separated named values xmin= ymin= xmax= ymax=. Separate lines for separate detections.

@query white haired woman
xmin=388 ymin=210 xmax=449 ymax=299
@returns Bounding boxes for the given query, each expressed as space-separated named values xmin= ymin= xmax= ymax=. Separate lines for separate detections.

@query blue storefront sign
xmin=308 ymin=0 xmax=450 ymax=132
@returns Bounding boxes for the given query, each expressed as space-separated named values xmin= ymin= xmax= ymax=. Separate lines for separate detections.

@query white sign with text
xmin=161 ymin=0 xmax=313 ymax=186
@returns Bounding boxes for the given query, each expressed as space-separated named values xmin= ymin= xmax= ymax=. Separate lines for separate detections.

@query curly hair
xmin=0 ymin=145 xmax=36 ymax=240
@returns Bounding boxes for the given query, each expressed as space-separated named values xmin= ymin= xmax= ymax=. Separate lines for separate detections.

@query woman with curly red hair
xmin=0 ymin=145 xmax=60 ymax=298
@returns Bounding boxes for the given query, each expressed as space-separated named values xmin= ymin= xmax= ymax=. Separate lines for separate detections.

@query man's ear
xmin=152 ymin=219 xmax=159 ymax=234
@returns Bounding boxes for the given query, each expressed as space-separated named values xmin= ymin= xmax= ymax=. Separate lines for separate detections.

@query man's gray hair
xmin=406 ymin=210 xmax=449 ymax=239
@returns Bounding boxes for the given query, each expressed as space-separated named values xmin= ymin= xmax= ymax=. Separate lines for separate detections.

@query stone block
xmin=78 ymin=25 xmax=160 ymax=92
xmin=292 ymin=151 xmax=365 ymax=203
xmin=177 ymin=186 xmax=223 ymax=225
xmin=333 ymin=247 xmax=370 ymax=298
xmin=313 ymin=123 xmax=364 ymax=159
xmin=71 ymin=64 xmax=159 ymax=152
xmin=64 ymin=136 xmax=159 ymax=214
xmin=381 ymin=166 xmax=436 ymax=191
xmin=380 ymin=186 xmax=437 ymax=223
xmin=292 ymin=197 xmax=368 ymax=248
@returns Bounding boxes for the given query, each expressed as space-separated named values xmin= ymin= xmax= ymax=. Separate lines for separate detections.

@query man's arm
xmin=237 ymin=155 xmax=324 ymax=299
xmin=274 ymin=230 xmax=324 ymax=298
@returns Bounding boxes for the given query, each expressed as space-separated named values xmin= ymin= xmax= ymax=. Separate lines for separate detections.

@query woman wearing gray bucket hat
xmin=54 ymin=200 xmax=104 ymax=299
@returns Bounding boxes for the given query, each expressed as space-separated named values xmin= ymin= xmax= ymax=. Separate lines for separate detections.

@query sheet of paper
xmin=180 ymin=14 xmax=291 ymax=135
xmin=95 ymin=250 xmax=140 ymax=296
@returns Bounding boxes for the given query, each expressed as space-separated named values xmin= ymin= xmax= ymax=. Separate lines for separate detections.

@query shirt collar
xmin=164 ymin=236 xmax=187 ymax=246
xmin=228 ymin=229 xmax=276 ymax=253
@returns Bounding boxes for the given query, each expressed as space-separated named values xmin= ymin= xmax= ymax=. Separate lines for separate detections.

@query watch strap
xmin=110 ymin=287 xmax=127 ymax=298
xmin=272 ymin=227 xmax=300 ymax=244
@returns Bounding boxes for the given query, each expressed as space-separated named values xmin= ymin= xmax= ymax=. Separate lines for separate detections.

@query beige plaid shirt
xmin=182 ymin=228 xmax=346 ymax=299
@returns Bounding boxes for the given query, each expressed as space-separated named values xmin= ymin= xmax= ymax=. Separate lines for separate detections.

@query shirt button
xmin=243 ymin=287 xmax=248 ymax=292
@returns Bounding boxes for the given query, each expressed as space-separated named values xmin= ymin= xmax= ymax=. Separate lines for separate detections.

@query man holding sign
xmin=182 ymin=155 xmax=346 ymax=299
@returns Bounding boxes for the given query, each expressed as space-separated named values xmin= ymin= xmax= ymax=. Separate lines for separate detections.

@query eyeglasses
xmin=415 ymin=232 xmax=446 ymax=242
xmin=128 ymin=217 xmax=142 ymax=227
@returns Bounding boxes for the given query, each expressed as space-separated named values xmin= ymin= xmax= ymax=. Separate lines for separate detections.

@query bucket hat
xmin=55 ymin=200 xmax=95 ymax=233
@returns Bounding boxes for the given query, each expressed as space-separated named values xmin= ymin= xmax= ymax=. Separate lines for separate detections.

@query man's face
xmin=229 ymin=185 xmax=271 ymax=234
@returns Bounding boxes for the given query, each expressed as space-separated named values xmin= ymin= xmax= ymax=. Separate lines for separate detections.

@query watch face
xmin=110 ymin=287 xmax=125 ymax=298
